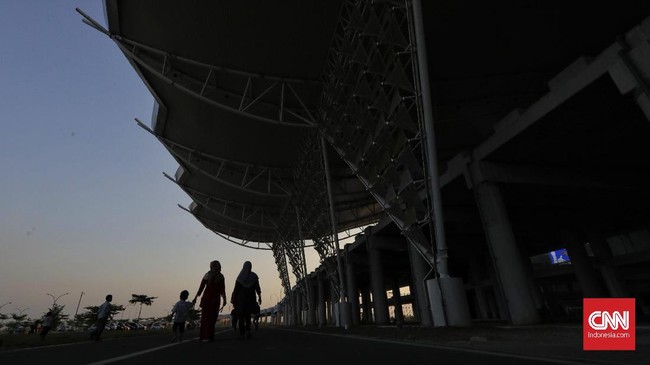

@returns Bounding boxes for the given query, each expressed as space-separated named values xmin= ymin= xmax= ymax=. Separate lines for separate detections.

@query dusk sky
xmin=0 ymin=0 xmax=323 ymax=321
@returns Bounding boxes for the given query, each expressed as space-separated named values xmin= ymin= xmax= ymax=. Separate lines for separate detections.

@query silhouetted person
xmin=230 ymin=261 xmax=261 ymax=339
xmin=193 ymin=260 xmax=227 ymax=342
xmin=29 ymin=320 xmax=39 ymax=334
xmin=40 ymin=313 xmax=53 ymax=340
xmin=90 ymin=294 xmax=112 ymax=341
xmin=171 ymin=290 xmax=193 ymax=343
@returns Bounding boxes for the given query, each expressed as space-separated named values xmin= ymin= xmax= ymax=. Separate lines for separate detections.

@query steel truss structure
xmin=318 ymin=0 xmax=441 ymax=271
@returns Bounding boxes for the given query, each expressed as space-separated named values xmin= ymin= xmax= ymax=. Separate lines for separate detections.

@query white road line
xmin=85 ymin=340 xmax=190 ymax=365
xmin=87 ymin=329 xmax=231 ymax=365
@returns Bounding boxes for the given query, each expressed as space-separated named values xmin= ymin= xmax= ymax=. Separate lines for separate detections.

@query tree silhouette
xmin=44 ymin=303 xmax=67 ymax=329
xmin=6 ymin=313 xmax=28 ymax=334
xmin=129 ymin=294 xmax=157 ymax=322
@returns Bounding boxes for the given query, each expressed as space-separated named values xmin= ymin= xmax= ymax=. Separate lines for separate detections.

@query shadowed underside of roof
xmin=104 ymin=0 xmax=382 ymax=244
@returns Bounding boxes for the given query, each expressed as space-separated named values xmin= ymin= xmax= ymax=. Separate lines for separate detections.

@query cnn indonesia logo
xmin=583 ymin=298 xmax=635 ymax=351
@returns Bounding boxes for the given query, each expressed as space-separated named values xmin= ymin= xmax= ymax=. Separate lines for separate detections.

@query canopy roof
xmin=104 ymin=0 xmax=382 ymax=245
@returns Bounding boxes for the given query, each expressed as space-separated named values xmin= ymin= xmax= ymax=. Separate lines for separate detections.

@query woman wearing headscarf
xmin=193 ymin=260 xmax=227 ymax=342
xmin=230 ymin=261 xmax=262 ymax=338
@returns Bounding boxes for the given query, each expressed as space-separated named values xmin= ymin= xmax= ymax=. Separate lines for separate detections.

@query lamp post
xmin=16 ymin=307 xmax=30 ymax=316
xmin=46 ymin=292 xmax=69 ymax=307
xmin=73 ymin=292 xmax=85 ymax=321
xmin=0 ymin=302 xmax=11 ymax=311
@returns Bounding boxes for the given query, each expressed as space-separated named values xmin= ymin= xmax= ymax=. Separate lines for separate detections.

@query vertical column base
xmin=427 ymin=277 xmax=472 ymax=327
xmin=334 ymin=301 xmax=352 ymax=329
xmin=302 ymin=309 xmax=316 ymax=326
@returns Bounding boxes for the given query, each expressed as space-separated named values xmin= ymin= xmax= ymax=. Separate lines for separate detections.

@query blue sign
xmin=548 ymin=248 xmax=570 ymax=264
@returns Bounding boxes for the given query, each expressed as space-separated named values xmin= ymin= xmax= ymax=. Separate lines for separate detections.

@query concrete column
xmin=468 ymin=254 xmax=490 ymax=319
xmin=345 ymin=252 xmax=361 ymax=326
xmin=519 ymin=247 xmax=545 ymax=312
xmin=296 ymin=290 xmax=303 ymax=326
xmin=306 ymin=279 xmax=317 ymax=326
xmin=488 ymin=260 xmax=509 ymax=320
xmin=486 ymin=288 xmax=499 ymax=319
xmin=581 ymin=227 xmax=629 ymax=297
xmin=293 ymin=290 xmax=300 ymax=326
xmin=287 ymin=293 xmax=292 ymax=326
xmin=329 ymin=281 xmax=338 ymax=325
xmin=392 ymin=279 xmax=404 ymax=326
xmin=317 ymin=274 xmax=327 ymax=326
xmin=281 ymin=304 xmax=286 ymax=325
xmin=361 ymin=288 xmax=372 ymax=323
xmin=561 ymin=229 xmax=607 ymax=298
xmin=368 ymin=242 xmax=390 ymax=325
xmin=474 ymin=182 xmax=540 ymax=324
xmin=407 ymin=241 xmax=433 ymax=326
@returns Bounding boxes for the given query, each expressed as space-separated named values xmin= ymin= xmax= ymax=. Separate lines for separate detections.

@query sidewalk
xmin=295 ymin=322 xmax=650 ymax=364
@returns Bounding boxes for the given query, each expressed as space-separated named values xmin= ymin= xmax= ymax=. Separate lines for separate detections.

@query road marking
xmin=87 ymin=329 xmax=231 ymax=365
xmin=85 ymin=340 xmax=191 ymax=365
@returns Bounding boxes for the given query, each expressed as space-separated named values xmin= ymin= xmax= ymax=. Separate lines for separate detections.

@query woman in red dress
xmin=193 ymin=260 xmax=227 ymax=341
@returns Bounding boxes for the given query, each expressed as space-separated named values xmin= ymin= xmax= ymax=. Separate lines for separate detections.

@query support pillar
xmin=368 ymin=241 xmax=390 ymax=325
xmin=474 ymin=182 xmax=540 ymax=324
xmin=345 ymin=251 xmax=361 ymax=326
xmin=306 ymin=279 xmax=317 ymax=326
xmin=582 ymin=227 xmax=629 ymax=297
xmin=488 ymin=260 xmax=510 ymax=321
xmin=468 ymin=254 xmax=490 ymax=319
xmin=317 ymin=273 xmax=327 ymax=326
xmin=329 ymin=282 xmax=338 ymax=325
xmin=361 ymin=288 xmax=372 ymax=324
xmin=407 ymin=240 xmax=433 ymax=326
xmin=283 ymin=300 xmax=289 ymax=326
xmin=392 ymin=279 xmax=404 ymax=326
xmin=561 ymin=228 xmax=607 ymax=298
xmin=296 ymin=290 xmax=303 ymax=326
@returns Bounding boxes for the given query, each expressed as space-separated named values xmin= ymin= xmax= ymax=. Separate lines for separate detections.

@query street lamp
xmin=0 ymin=302 xmax=11 ymax=311
xmin=46 ymin=292 xmax=69 ymax=306
xmin=73 ymin=292 xmax=85 ymax=321
xmin=15 ymin=307 xmax=30 ymax=316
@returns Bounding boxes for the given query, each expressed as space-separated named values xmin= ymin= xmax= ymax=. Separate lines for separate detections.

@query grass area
xmin=0 ymin=323 xmax=243 ymax=350
xmin=0 ymin=328 xmax=181 ymax=350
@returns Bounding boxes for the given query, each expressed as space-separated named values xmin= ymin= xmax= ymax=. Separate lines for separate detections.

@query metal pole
xmin=294 ymin=207 xmax=312 ymax=317
xmin=74 ymin=292 xmax=85 ymax=321
xmin=320 ymin=135 xmax=350 ymax=329
xmin=412 ymin=0 xmax=449 ymax=278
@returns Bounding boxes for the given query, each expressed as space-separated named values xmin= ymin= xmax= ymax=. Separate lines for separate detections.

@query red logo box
xmin=583 ymin=298 xmax=635 ymax=351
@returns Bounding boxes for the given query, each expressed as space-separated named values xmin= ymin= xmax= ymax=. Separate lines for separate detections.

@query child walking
xmin=170 ymin=290 xmax=194 ymax=343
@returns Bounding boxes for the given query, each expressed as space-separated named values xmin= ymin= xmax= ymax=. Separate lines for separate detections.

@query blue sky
xmin=0 ymin=0 xmax=305 ymax=320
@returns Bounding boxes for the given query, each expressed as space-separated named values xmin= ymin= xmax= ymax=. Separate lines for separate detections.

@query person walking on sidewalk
xmin=170 ymin=290 xmax=194 ymax=343
xmin=39 ymin=312 xmax=53 ymax=340
xmin=90 ymin=294 xmax=112 ymax=341
xmin=231 ymin=261 xmax=262 ymax=339
xmin=193 ymin=260 xmax=227 ymax=342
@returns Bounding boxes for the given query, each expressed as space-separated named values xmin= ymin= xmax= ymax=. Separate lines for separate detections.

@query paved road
xmin=0 ymin=328 xmax=598 ymax=365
